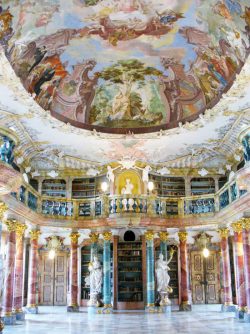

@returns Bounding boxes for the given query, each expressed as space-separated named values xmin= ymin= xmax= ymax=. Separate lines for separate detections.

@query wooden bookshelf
xmin=149 ymin=174 xmax=185 ymax=197
xmin=72 ymin=175 xmax=108 ymax=199
xmin=42 ymin=179 xmax=66 ymax=197
xmin=116 ymin=241 xmax=144 ymax=309
xmin=81 ymin=243 xmax=113 ymax=305
xmin=190 ymin=178 xmax=215 ymax=195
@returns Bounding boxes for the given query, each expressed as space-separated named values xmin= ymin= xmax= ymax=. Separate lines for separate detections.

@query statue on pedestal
xmin=155 ymin=249 xmax=175 ymax=306
xmin=85 ymin=256 xmax=103 ymax=307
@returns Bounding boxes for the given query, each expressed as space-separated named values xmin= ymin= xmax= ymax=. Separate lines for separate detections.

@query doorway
xmin=40 ymin=251 xmax=68 ymax=306
xmin=191 ymin=250 xmax=220 ymax=304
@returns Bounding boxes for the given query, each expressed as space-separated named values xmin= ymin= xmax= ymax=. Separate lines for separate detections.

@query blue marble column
xmin=159 ymin=232 xmax=168 ymax=261
xmin=145 ymin=230 xmax=155 ymax=311
xmin=242 ymin=132 xmax=250 ymax=163
xmin=89 ymin=232 xmax=99 ymax=261
xmin=102 ymin=231 xmax=112 ymax=313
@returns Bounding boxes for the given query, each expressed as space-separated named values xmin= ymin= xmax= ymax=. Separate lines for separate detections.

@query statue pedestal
xmin=155 ymin=305 xmax=171 ymax=314
xmin=244 ymin=313 xmax=250 ymax=323
xmin=67 ymin=305 xmax=79 ymax=312
xmin=88 ymin=306 xmax=97 ymax=315
xmin=98 ymin=305 xmax=113 ymax=314
xmin=221 ymin=304 xmax=236 ymax=312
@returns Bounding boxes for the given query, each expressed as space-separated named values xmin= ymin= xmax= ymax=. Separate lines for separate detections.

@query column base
xmin=0 ymin=320 xmax=4 ymax=333
xmin=235 ymin=307 xmax=246 ymax=320
xmin=221 ymin=304 xmax=236 ymax=312
xmin=244 ymin=313 xmax=250 ymax=322
xmin=179 ymin=302 xmax=192 ymax=311
xmin=25 ymin=305 xmax=38 ymax=314
xmin=145 ymin=304 xmax=156 ymax=313
xmin=2 ymin=313 xmax=16 ymax=325
xmin=154 ymin=305 xmax=171 ymax=314
xmin=14 ymin=310 xmax=25 ymax=321
xmin=67 ymin=305 xmax=79 ymax=313
xmin=97 ymin=305 xmax=113 ymax=314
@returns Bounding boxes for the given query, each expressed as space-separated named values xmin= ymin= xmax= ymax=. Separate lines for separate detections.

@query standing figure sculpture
xmin=155 ymin=248 xmax=175 ymax=306
xmin=85 ymin=256 xmax=103 ymax=306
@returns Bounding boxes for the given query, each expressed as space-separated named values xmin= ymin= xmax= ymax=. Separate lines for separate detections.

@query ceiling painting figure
xmin=0 ymin=0 xmax=249 ymax=133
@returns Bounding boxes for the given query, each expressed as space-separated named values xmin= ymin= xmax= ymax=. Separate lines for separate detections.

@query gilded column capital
xmin=178 ymin=231 xmax=188 ymax=243
xmin=16 ymin=223 xmax=27 ymax=240
xmin=159 ymin=231 xmax=169 ymax=242
xmin=89 ymin=232 xmax=99 ymax=243
xmin=70 ymin=232 xmax=80 ymax=244
xmin=218 ymin=228 xmax=230 ymax=239
xmin=0 ymin=202 xmax=8 ymax=220
xmin=102 ymin=231 xmax=112 ymax=241
xmin=231 ymin=222 xmax=243 ymax=233
xmin=4 ymin=220 xmax=17 ymax=232
xmin=145 ymin=230 xmax=154 ymax=241
xmin=30 ymin=230 xmax=41 ymax=241
xmin=241 ymin=218 xmax=250 ymax=230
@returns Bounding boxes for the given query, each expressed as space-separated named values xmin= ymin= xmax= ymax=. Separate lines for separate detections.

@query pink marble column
xmin=178 ymin=231 xmax=192 ymax=311
xmin=67 ymin=232 xmax=80 ymax=312
xmin=1 ymin=220 xmax=17 ymax=325
xmin=242 ymin=219 xmax=250 ymax=322
xmin=218 ymin=228 xmax=235 ymax=312
xmin=13 ymin=223 xmax=27 ymax=320
xmin=231 ymin=222 xmax=247 ymax=319
xmin=26 ymin=230 xmax=41 ymax=314
xmin=0 ymin=203 xmax=8 ymax=333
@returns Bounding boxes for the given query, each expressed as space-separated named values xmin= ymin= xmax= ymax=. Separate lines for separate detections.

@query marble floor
xmin=3 ymin=305 xmax=250 ymax=334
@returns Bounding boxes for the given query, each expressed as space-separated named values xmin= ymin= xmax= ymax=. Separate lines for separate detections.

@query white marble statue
xmin=155 ymin=250 xmax=175 ymax=306
xmin=155 ymin=253 xmax=171 ymax=293
xmin=85 ymin=256 xmax=103 ymax=306
xmin=121 ymin=178 xmax=134 ymax=195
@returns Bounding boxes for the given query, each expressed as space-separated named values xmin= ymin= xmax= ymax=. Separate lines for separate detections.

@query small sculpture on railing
xmin=155 ymin=248 xmax=175 ymax=306
xmin=85 ymin=256 xmax=103 ymax=307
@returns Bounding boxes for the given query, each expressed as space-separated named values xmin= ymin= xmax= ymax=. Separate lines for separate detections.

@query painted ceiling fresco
xmin=0 ymin=0 xmax=250 ymax=134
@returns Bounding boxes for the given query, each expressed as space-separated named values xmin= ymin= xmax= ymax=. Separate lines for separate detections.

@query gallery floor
xmin=3 ymin=305 xmax=250 ymax=334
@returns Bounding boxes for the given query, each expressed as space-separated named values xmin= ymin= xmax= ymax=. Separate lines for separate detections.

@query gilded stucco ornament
xmin=159 ymin=232 xmax=169 ymax=242
xmin=70 ymin=232 xmax=80 ymax=244
xmin=218 ymin=228 xmax=230 ymax=239
xmin=16 ymin=223 xmax=27 ymax=240
xmin=89 ymin=232 xmax=99 ymax=243
xmin=240 ymin=218 xmax=250 ymax=230
xmin=0 ymin=202 xmax=8 ymax=220
xmin=102 ymin=231 xmax=112 ymax=241
xmin=145 ymin=230 xmax=154 ymax=241
xmin=4 ymin=219 xmax=17 ymax=232
xmin=231 ymin=222 xmax=243 ymax=233
xmin=30 ymin=230 xmax=41 ymax=241
xmin=178 ymin=231 xmax=188 ymax=243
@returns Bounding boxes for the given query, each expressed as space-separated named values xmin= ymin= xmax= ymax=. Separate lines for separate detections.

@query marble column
xmin=0 ymin=203 xmax=7 ymax=333
xmin=159 ymin=232 xmax=168 ymax=260
xmin=13 ymin=223 xmax=27 ymax=320
xmin=218 ymin=228 xmax=235 ymax=312
xmin=1 ymin=220 xmax=17 ymax=325
xmin=67 ymin=232 xmax=80 ymax=312
xmin=242 ymin=131 xmax=250 ymax=163
xmin=26 ymin=230 xmax=41 ymax=314
xmin=242 ymin=218 xmax=250 ymax=322
xmin=89 ymin=232 xmax=99 ymax=261
xmin=102 ymin=231 xmax=112 ymax=313
xmin=178 ymin=231 xmax=192 ymax=311
xmin=145 ymin=230 xmax=155 ymax=311
xmin=231 ymin=222 xmax=247 ymax=319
